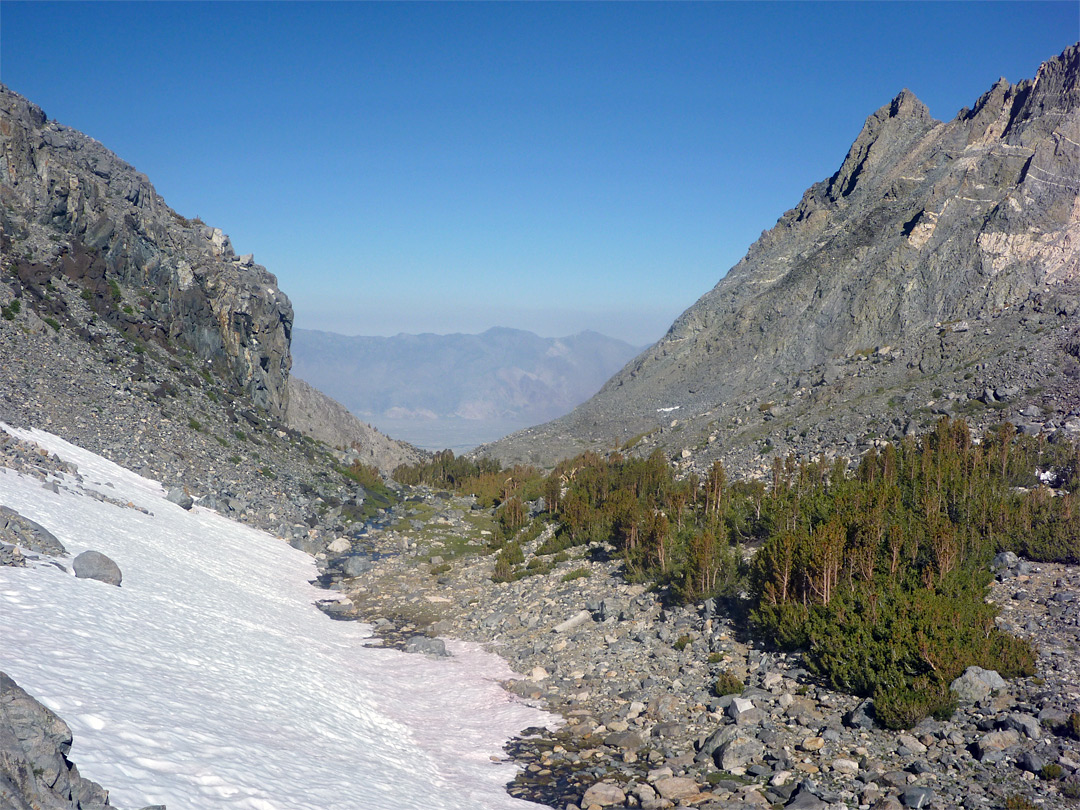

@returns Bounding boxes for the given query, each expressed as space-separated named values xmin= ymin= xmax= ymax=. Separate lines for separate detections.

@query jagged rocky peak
xmin=482 ymin=43 xmax=1080 ymax=472
xmin=0 ymin=85 xmax=293 ymax=419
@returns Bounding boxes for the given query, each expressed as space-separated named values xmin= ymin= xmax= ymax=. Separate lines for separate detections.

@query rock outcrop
xmin=0 ymin=672 xmax=112 ymax=810
xmin=0 ymin=84 xmax=293 ymax=419
xmin=482 ymin=44 xmax=1080 ymax=473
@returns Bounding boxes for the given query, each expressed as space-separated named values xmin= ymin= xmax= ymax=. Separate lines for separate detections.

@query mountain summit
xmin=481 ymin=44 xmax=1080 ymax=471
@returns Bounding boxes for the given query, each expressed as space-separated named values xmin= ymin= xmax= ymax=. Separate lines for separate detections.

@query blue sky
xmin=2 ymin=2 xmax=1077 ymax=344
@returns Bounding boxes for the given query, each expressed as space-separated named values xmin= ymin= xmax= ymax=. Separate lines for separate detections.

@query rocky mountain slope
xmin=0 ymin=83 xmax=416 ymax=475
xmin=291 ymin=327 xmax=642 ymax=450
xmin=482 ymin=44 xmax=1080 ymax=474
xmin=0 ymin=85 xmax=293 ymax=418
xmin=286 ymin=376 xmax=426 ymax=470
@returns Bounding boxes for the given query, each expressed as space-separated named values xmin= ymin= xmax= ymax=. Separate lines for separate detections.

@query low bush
xmin=713 ymin=671 xmax=744 ymax=696
xmin=560 ymin=567 xmax=590 ymax=582
xmin=1040 ymin=763 xmax=1063 ymax=781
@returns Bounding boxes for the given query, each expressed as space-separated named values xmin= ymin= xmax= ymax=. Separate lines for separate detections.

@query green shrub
xmin=673 ymin=634 xmax=692 ymax=651
xmin=525 ymin=557 xmax=552 ymax=575
xmin=491 ymin=542 xmax=525 ymax=583
xmin=2 ymin=299 xmax=21 ymax=319
xmin=560 ymin=567 xmax=590 ymax=582
xmin=188 ymin=418 xmax=202 ymax=431
xmin=80 ymin=288 xmax=93 ymax=301
xmin=1004 ymin=795 xmax=1036 ymax=810
xmin=713 ymin=671 xmax=744 ymax=696
xmin=108 ymin=279 xmax=122 ymax=302
xmin=1040 ymin=763 xmax=1063 ymax=781
xmin=430 ymin=563 xmax=452 ymax=576
xmin=1062 ymin=779 xmax=1080 ymax=800
xmin=1064 ymin=712 xmax=1080 ymax=740
xmin=707 ymin=652 xmax=722 ymax=664
xmin=872 ymin=677 xmax=957 ymax=730
xmin=43 ymin=317 xmax=60 ymax=331
xmin=537 ymin=528 xmax=581 ymax=556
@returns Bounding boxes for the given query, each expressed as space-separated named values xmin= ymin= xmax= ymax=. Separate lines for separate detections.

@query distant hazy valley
xmin=290 ymin=327 xmax=642 ymax=451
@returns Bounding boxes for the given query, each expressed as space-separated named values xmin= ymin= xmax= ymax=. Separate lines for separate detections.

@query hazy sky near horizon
xmin=2 ymin=2 xmax=1077 ymax=345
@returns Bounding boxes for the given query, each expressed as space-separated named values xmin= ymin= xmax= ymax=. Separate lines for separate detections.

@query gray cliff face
xmin=483 ymin=44 xmax=1080 ymax=471
xmin=0 ymin=85 xmax=293 ymax=419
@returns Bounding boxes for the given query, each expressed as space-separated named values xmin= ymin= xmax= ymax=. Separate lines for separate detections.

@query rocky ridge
xmin=1 ymin=84 xmax=293 ymax=418
xmin=481 ymin=44 xmax=1080 ymax=477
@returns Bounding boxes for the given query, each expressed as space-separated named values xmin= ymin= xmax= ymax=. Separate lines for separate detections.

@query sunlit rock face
xmin=0 ymin=85 xmax=293 ymax=419
xmin=483 ymin=44 xmax=1080 ymax=472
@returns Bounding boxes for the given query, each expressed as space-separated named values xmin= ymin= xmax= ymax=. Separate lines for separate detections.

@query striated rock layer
xmin=483 ymin=43 xmax=1080 ymax=472
xmin=0 ymin=85 xmax=292 ymax=418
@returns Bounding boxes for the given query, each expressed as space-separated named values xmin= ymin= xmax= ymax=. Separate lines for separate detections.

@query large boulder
xmin=165 ymin=487 xmax=193 ymax=510
xmin=949 ymin=666 xmax=1006 ymax=703
xmin=404 ymin=636 xmax=448 ymax=657
xmin=717 ymin=733 xmax=765 ymax=771
xmin=72 ymin=550 xmax=122 ymax=587
xmin=581 ymin=781 xmax=626 ymax=807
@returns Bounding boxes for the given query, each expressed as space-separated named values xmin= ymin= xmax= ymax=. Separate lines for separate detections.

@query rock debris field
xmin=317 ymin=489 xmax=1080 ymax=810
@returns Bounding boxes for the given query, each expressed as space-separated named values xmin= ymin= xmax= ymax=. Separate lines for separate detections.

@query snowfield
xmin=0 ymin=425 xmax=555 ymax=810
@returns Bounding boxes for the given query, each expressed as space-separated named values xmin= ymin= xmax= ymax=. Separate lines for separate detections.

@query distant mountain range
xmin=291 ymin=327 xmax=643 ymax=451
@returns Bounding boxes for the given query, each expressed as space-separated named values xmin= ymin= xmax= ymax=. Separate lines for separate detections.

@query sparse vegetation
xmin=713 ymin=671 xmax=744 ymax=696
xmin=560 ymin=567 xmax=591 ymax=582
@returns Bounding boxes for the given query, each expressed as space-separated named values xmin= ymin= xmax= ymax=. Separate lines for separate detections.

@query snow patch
xmin=0 ymin=425 xmax=555 ymax=810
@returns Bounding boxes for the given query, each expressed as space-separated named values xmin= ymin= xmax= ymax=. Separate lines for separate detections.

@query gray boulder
xmin=949 ymin=666 xmax=1006 ymax=703
xmin=901 ymin=787 xmax=934 ymax=809
xmin=1002 ymin=712 xmax=1043 ymax=740
xmin=404 ymin=635 xmax=449 ymax=657
xmin=72 ymin=550 xmax=122 ymax=587
xmin=991 ymin=551 xmax=1019 ymax=573
xmin=0 ymin=506 xmax=66 ymax=557
xmin=165 ymin=487 xmax=194 ymax=510
xmin=844 ymin=698 xmax=876 ymax=729
xmin=0 ymin=671 xmax=112 ymax=810
xmin=1016 ymin=750 xmax=1046 ymax=773
xmin=716 ymin=733 xmax=764 ymax=770
xmin=341 ymin=555 xmax=373 ymax=578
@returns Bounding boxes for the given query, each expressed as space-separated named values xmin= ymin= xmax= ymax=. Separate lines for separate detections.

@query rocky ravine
xmin=3 ymin=422 xmax=1079 ymax=810
xmin=481 ymin=44 xmax=1080 ymax=476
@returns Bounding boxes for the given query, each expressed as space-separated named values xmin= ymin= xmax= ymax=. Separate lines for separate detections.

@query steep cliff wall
xmin=0 ymin=86 xmax=292 ymax=418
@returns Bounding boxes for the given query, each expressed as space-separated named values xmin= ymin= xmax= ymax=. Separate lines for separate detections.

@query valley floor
xmin=322 ymin=487 xmax=1080 ymax=810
